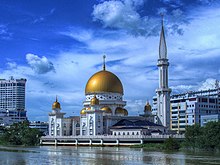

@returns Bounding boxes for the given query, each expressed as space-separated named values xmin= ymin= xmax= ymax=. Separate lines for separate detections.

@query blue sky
xmin=0 ymin=0 xmax=220 ymax=121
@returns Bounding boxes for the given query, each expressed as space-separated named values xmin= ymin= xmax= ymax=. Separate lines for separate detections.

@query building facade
xmin=48 ymin=97 xmax=80 ymax=136
xmin=0 ymin=77 xmax=27 ymax=126
xmin=152 ymin=87 xmax=220 ymax=132
xmin=80 ymin=57 xmax=130 ymax=135
xmin=29 ymin=121 xmax=49 ymax=135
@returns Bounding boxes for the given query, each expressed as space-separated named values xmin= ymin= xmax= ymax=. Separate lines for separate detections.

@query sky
xmin=0 ymin=0 xmax=220 ymax=121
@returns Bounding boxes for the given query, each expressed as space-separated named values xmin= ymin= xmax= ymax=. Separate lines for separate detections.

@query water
xmin=0 ymin=146 xmax=219 ymax=165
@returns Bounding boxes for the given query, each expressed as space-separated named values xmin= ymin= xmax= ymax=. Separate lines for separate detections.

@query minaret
xmin=156 ymin=16 xmax=172 ymax=128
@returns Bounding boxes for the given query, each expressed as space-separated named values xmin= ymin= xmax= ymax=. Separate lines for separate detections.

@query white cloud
xmin=6 ymin=62 xmax=17 ymax=69
xmin=60 ymin=28 xmax=93 ymax=42
xmin=26 ymin=53 xmax=55 ymax=74
xmin=92 ymin=0 xmax=157 ymax=36
xmin=198 ymin=78 xmax=219 ymax=91
xmin=92 ymin=0 xmax=187 ymax=36
xmin=0 ymin=24 xmax=12 ymax=40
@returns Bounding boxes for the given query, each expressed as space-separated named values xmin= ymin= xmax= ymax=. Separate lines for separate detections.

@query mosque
xmin=48 ymin=19 xmax=169 ymax=137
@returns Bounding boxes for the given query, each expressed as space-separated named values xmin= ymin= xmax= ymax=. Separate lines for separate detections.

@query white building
xmin=48 ymin=97 xmax=80 ymax=136
xmin=80 ymin=56 xmax=130 ymax=136
xmin=0 ymin=76 xmax=27 ymax=126
xmin=29 ymin=121 xmax=49 ymax=135
xmin=155 ymin=18 xmax=171 ymax=128
xmin=152 ymin=87 xmax=220 ymax=132
xmin=201 ymin=114 xmax=220 ymax=126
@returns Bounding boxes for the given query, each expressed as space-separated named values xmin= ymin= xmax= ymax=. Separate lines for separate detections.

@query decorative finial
xmin=160 ymin=13 xmax=164 ymax=27
xmin=56 ymin=95 xmax=58 ymax=102
xmin=103 ymin=55 xmax=106 ymax=70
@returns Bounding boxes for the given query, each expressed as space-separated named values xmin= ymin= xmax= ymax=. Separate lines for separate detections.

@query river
xmin=0 ymin=146 xmax=219 ymax=165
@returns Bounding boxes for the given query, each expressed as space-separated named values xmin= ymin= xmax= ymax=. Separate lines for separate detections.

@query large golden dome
xmin=85 ymin=70 xmax=123 ymax=94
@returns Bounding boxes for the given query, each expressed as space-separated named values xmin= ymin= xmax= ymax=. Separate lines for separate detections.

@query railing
xmin=41 ymin=134 xmax=185 ymax=139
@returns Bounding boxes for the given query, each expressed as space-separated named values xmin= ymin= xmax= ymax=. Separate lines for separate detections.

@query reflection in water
xmin=0 ymin=146 xmax=220 ymax=165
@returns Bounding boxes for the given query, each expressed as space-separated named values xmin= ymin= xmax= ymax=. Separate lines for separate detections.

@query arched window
xmin=127 ymin=132 xmax=129 ymax=135
xmin=123 ymin=132 xmax=125 ymax=135
xmin=132 ymin=132 xmax=134 ymax=135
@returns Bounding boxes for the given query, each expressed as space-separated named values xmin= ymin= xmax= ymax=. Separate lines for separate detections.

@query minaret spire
xmin=159 ymin=14 xmax=167 ymax=59
xmin=103 ymin=55 xmax=106 ymax=70
xmin=155 ymin=15 xmax=171 ymax=129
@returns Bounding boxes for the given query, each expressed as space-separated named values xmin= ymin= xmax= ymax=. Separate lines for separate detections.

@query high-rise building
xmin=155 ymin=17 xmax=171 ymax=128
xmin=0 ymin=76 xmax=27 ymax=126
xmin=152 ymin=87 xmax=220 ymax=132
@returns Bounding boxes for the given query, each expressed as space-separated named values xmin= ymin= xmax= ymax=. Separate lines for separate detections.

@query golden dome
xmin=144 ymin=102 xmax=152 ymax=112
xmin=115 ymin=107 xmax=128 ymax=115
xmin=90 ymin=95 xmax=99 ymax=105
xmin=52 ymin=97 xmax=61 ymax=110
xmin=101 ymin=106 xmax=112 ymax=113
xmin=80 ymin=108 xmax=86 ymax=115
xmin=123 ymin=109 xmax=128 ymax=116
xmin=85 ymin=70 xmax=123 ymax=94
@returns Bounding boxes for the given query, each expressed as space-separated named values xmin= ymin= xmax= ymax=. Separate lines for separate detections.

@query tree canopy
xmin=184 ymin=121 xmax=220 ymax=150
xmin=0 ymin=121 xmax=42 ymax=146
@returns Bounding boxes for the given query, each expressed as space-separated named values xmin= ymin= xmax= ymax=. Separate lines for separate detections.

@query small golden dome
xmin=85 ymin=70 xmax=123 ymax=94
xmin=52 ymin=96 xmax=61 ymax=110
xmin=115 ymin=107 xmax=125 ymax=115
xmin=80 ymin=108 xmax=86 ymax=115
xmin=123 ymin=109 xmax=128 ymax=116
xmin=90 ymin=95 xmax=99 ymax=105
xmin=144 ymin=102 xmax=152 ymax=112
xmin=101 ymin=106 xmax=112 ymax=113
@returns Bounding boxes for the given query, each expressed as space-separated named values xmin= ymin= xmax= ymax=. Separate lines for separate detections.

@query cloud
xmin=6 ymin=62 xmax=17 ymax=69
xmin=92 ymin=0 xmax=188 ymax=36
xmin=0 ymin=25 xmax=13 ymax=40
xmin=26 ymin=53 xmax=55 ymax=74
xmin=198 ymin=78 xmax=219 ymax=91
xmin=60 ymin=28 xmax=93 ymax=42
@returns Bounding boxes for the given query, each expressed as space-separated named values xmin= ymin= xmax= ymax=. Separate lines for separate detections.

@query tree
xmin=0 ymin=121 xmax=42 ymax=146
xmin=202 ymin=121 xmax=220 ymax=150
xmin=184 ymin=121 xmax=220 ymax=150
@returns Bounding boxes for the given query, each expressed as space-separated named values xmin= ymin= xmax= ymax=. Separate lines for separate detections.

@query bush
xmin=163 ymin=137 xmax=180 ymax=150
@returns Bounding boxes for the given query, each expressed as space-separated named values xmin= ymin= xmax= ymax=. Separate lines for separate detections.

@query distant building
xmin=152 ymin=88 xmax=220 ymax=132
xmin=201 ymin=114 xmax=220 ymax=127
xmin=29 ymin=121 xmax=49 ymax=135
xmin=0 ymin=77 xmax=27 ymax=126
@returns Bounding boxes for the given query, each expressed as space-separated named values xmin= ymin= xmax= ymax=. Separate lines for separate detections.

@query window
xmin=209 ymin=98 xmax=215 ymax=103
xmin=202 ymin=98 xmax=208 ymax=102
